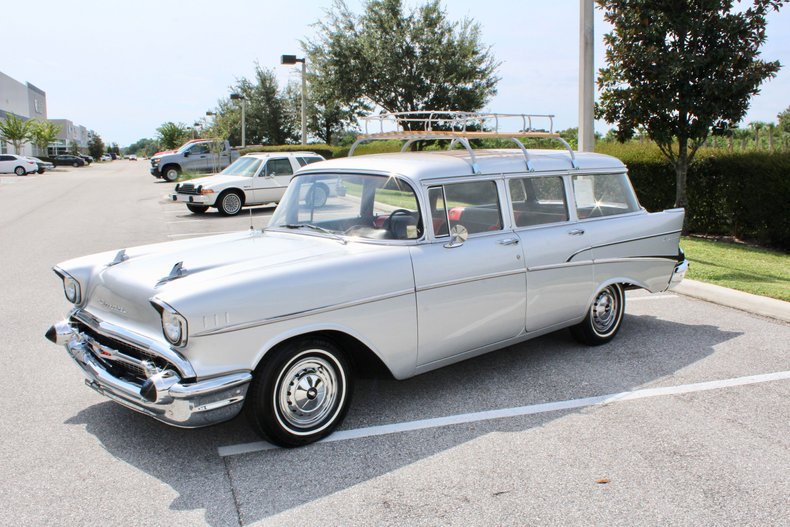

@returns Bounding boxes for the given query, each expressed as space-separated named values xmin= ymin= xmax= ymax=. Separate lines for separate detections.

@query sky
xmin=3 ymin=0 xmax=789 ymax=147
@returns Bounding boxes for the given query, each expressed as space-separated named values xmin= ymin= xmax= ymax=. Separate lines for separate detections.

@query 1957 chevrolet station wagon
xmin=46 ymin=112 xmax=688 ymax=447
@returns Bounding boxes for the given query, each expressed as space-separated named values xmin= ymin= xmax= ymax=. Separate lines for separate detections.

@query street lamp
xmin=281 ymin=54 xmax=307 ymax=145
xmin=229 ymin=93 xmax=246 ymax=147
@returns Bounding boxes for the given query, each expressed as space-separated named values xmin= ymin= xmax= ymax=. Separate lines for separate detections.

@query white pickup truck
xmin=150 ymin=139 xmax=240 ymax=182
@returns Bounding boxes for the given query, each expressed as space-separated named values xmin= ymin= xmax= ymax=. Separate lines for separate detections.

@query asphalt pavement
xmin=1 ymin=161 xmax=788 ymax=526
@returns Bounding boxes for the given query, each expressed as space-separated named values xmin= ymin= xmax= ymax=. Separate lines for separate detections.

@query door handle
xmin=568 ymin=229 xmax=585 ymax=236
xmin=498 ymin=238 xmax=520 ymax=246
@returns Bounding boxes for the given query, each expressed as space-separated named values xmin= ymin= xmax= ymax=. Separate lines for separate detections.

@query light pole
xmin=578 ymin=0 xmax=595 ymax=152
xmin=281 ymin=54 xmax=307 ymax=145
xmin=229 ymin=93 xmax=246 ymax=147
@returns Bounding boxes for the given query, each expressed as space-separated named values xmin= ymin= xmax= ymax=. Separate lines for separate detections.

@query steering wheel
xmin=382 ymin=209 xmax=413 ymax=232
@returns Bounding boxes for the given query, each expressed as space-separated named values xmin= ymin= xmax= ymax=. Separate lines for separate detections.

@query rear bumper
xmin=46 ymin=320 xmax=251 ymax=428
xmin=667 ymin=259 xmax=689 ymax=290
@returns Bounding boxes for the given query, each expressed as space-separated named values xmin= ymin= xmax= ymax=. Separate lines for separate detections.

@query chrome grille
xmin=71 ymin=319 xmax=172 ymax=381
xmin=177 ymin=184 xmax=200 ymax=195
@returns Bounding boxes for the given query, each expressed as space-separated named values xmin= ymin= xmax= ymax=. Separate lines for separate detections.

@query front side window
xmin=573 ymin=173 xmax=639 ymax=219
xmin=189 ymin=143 xmax=210 ymax=155
xmin=509 ymin=176 xmax=569 ymax=227
xmin=430 ymin=180 xmax=502 ymax=236
xmin=266 ymin=158 xmax=293 ymax=176
xmin=269 ymin=173 xmax=422 ymax=241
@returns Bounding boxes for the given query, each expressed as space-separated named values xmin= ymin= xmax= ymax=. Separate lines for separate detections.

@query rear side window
xmin=509 ymin=176 xmax=569 ymax=227
xmin=429 ymin=180 xmax=502 ymax=236
xmin=572 ymin=173 xmax=639 ymax=219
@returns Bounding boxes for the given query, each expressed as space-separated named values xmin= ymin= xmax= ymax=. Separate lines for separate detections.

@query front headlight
xmin=151 ymin=300 xmax=188 ymax=346
xmin=63 ymin=275 xmax=81 ymax=304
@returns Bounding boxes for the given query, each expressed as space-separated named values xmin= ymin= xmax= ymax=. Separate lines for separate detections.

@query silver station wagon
xmin=46 ymin=112 xmax=688 ymax=447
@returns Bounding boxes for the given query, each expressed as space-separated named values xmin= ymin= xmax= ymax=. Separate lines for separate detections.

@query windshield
xmin=220 ymin=156 xmax=262 ymax=177
xmin=268 ymin=173 xmax=423 ymax=241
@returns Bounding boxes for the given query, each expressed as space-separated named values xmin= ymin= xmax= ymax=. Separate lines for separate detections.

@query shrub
xmin=598 ymin=143 xmax=790 ymax=250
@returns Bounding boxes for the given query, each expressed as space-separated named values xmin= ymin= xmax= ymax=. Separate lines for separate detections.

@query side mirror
xmin=183 ymin=151 xmax=190 ymax=157
xmin=444 ymin=224 xmax=468 ymax=248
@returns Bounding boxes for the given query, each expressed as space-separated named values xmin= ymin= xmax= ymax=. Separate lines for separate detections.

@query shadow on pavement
xmin=66 ymin=314 xmax=741 ymax=526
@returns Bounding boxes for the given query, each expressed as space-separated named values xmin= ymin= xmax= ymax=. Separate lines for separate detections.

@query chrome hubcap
xmin=591 ymin=287 xmax=619 ymax=335
xmin=277 ymin=355 xmax=339 ymax=430
xmin=223 ymin=194 xmax=241 ymax=214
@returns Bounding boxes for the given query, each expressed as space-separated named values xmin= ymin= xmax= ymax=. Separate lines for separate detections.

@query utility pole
xmin=578 ymin=0 xmax=595 ymax=152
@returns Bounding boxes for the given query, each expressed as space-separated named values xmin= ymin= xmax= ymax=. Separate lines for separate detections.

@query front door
xmin=254 ymin=158 xmax=294 ymax=204
xmin=411 ymin=180 xmax=526 ymax=367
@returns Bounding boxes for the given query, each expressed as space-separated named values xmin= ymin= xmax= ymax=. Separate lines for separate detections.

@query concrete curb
xmin=674 ymin=279 xmax=790 ymax=323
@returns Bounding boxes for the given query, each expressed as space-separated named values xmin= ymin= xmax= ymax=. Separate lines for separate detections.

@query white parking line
xmin=166 ymin=220 xmax=207 ymax=224
xmin=217 ymin=370 xmax=790 ymax=457
xmin=627 ymin=294 xmax=677 ymax=302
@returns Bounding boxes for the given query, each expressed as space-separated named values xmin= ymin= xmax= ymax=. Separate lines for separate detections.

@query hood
xmin=182 ymin=173 xmax=246 ymax=189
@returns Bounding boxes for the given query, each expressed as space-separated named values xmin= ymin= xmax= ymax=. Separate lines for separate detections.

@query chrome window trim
xmin=191 ymin=289 xmax=416 ymax=337
xmin=71 ymin=308 xmax=196 ymax=379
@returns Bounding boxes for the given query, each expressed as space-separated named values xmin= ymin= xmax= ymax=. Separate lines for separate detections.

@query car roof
xmin=242 ymin=152 xmax=323 ymax=159
xmin=297 ymin=149 xmax=627 ymax=185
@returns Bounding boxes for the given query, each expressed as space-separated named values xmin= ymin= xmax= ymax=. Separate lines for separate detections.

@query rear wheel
xmin=570 ymin=284 xmax=625 ymax=346
xmin=246 ymin=337 xmax=353 ymax=447
xmin=186 ymin=204 xmax=208 ymax=214
xmin=72 ymin=161 xmax=79 ymax=167
xmin=217 ymin=190 xmax=243 ymax=216
xmin=14 ymin=166 xmax=26 ymax=176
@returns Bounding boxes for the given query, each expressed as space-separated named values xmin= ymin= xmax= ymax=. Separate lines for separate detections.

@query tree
xmin=87 ymin=131 xmax=105 ymax=159
xmin=0 ymin=113 xmax=34 ymax=154
xmin=156 ymin=122 xmax=191 ymax=150
xmin=779 ymin=105 xmax=790 ymax=133
xmin=214 ymin=64 xmax=297 ymax=146
xmin=69 ymin=141 xmax=80 ymax=155
xmin=596 ymin=0 xmax=786 ymax=210
xmin=30 ymin=120 xmax=61 ymax=157
xmin=304 ymin=0 xmax=499 ymax=128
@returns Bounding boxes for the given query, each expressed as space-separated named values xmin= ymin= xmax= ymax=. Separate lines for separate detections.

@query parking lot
xmin=1 ymin=161 xmax=788 ymax=526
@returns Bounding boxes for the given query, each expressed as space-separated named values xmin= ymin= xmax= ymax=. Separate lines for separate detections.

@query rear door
xmin=507 ymin=174 xmax=594 ymax=331
xmin=0 ymin=155 xmax=13 ymax=173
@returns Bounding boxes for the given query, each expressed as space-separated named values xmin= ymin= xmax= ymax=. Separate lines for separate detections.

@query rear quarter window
xmin=572 ymin=173 xmax=639 ymax=219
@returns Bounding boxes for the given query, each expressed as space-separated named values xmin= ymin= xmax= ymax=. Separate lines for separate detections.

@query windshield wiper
xmin=279 ymin=223 xmax=347 ymax=244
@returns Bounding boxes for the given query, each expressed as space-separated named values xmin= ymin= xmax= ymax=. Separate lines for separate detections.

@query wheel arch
xmin=252 ymin=326 xmax=396 ymax=381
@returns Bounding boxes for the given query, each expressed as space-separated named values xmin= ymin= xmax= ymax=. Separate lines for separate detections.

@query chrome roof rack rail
xmin=348 ymin=111 xmax=579 ymax=171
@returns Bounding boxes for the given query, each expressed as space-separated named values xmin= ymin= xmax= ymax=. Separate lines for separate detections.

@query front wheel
xmin=245 ymin=337 xmax=353 ymax=447
xmin=217 ymin=190 xmax=243 ymax=216
xmin=570 ymin=284 xmax=625 ymax=346
xmin=186 ymin=204 xmax=208 ymax=214
xmin=162 ymin=165 xmax=181 ymax=182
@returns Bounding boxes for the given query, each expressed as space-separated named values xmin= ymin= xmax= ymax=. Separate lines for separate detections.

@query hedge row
xmin=608 ymin=146 xmax=790 ymax=250
xmin=241 ymin=141 xmax=790 ymax=249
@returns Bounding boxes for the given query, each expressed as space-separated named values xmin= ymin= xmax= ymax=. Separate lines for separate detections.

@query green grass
xmin=681 ymin=237 xmax=790 ymax=302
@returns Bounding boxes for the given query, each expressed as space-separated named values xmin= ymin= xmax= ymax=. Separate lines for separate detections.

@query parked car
xmin=45 ymin=112 xmax=688 ymax=448
xmin=128 ymin=154 xmax=138 ymax=161
xmin=150 ymin=139 xmax=240 ymax=182
xmin=80 ymin=155 xmax=93 ymax=165
xmin=52 ymin=155 xmax=86 ymax=167
xmin=0 ymin=154 xmax=39 ymax=175
xmin=28 ymin=157 xmax=55 ymax=174
xmin=168 ymin=152 xmax=326 ymax=215
xmin=100 ymin=154 xmax=112 ymax=162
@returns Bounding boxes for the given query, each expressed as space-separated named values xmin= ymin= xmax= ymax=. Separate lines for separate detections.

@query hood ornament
xmin=107 ymin=249 xmax=128 ymax=267
xmin=156 ymin=261 xmax=188 ymax=287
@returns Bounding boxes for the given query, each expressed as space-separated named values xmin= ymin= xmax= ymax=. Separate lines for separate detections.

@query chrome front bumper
xmin=667 ymin=259 xmax=689 ymax=290
xmin=46 ymin=320 xmax=251 ymax=428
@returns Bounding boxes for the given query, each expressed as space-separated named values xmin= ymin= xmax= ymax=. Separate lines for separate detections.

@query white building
xmin=0 ymin=71 xmax=48 ymax=156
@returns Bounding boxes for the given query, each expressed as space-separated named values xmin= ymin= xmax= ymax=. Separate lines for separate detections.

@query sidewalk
xmin=674 ymin=279 xmax=790 ymax=323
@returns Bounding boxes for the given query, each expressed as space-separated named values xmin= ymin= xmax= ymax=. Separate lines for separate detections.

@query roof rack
xmin=349 ymin=111 xmax=578 ymax=173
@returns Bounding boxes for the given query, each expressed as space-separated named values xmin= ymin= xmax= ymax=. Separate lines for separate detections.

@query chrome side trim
xmin=528 ymin=260 xmax=594 ymax=272
xmin=191 ymin=289 xmax=415 ymax=337
xmin=415 ymin=268 xmax=526 ymax=293
xmin=71 ymin=309 xmax=196 ymax=379
xmin=566 ymin=230 xmax=682 ymax=262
